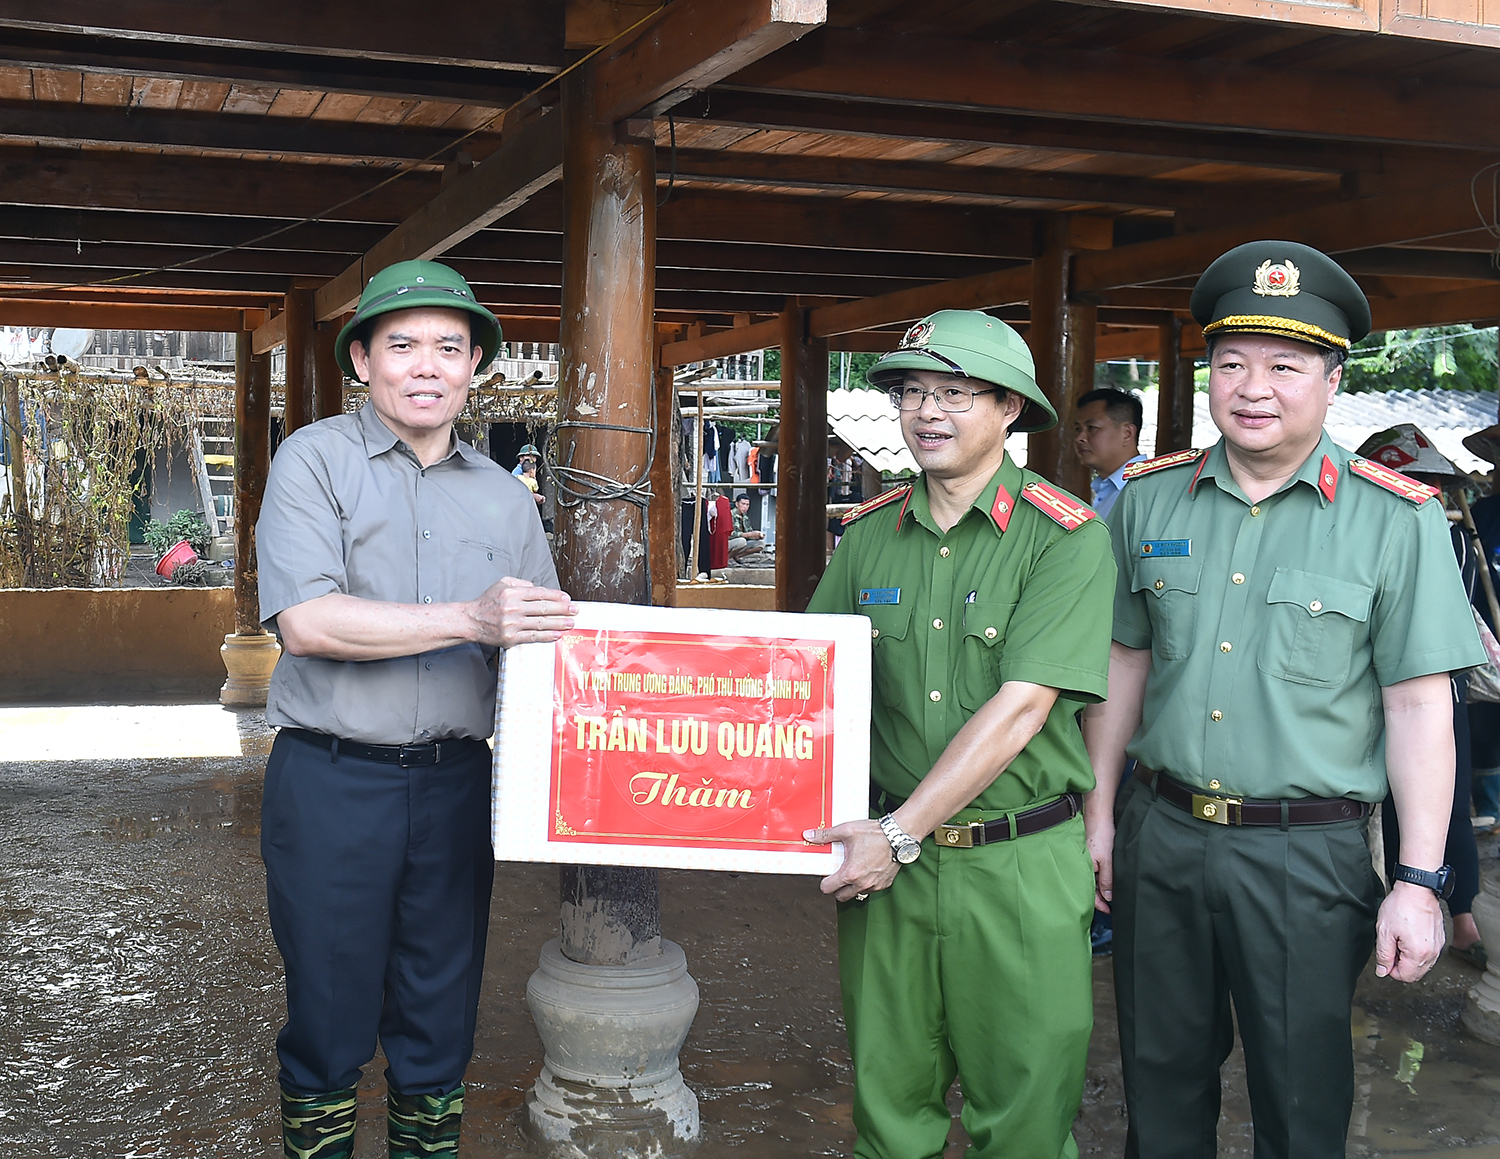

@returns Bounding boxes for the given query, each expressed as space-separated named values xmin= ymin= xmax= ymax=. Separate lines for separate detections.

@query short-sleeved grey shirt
xmin=257 ymin=402 xmax=558 ymax=744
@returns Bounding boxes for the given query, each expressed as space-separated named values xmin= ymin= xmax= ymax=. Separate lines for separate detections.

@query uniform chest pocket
xmin=867 ymin=602 xmax=913 ymax=709
xmin=1132 ymin=559 xmax=1201 ymax=661
xmin=957 ymin=601 xmax=1017 ymax=710
xmin=453 ymin=537 xmax=511 ymax=600
xmin=1258 ymin=568 xmax=1372 ymax=687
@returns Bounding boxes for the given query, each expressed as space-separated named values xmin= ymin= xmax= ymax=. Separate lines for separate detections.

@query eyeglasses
xmin=888 ymin=384 xmax=997 ymax=413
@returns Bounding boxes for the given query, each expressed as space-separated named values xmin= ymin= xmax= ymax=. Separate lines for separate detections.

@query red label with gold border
xmin=549 ymin=629 xmax=835 ymax=851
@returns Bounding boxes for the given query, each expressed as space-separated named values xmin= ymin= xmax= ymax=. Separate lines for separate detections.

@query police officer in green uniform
xmin=1081 ymin=241 xmax=1485 ymax=1159
xmin=803 ymin=310 xmax=1116 ymax=1159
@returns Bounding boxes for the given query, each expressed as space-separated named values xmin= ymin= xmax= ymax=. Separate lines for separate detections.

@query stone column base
xmin=525 ymin=938 xmax=699 ymax=1157
xmin=1464 ymin=870 xmax=1500 ymax=1045
xmin=219 ymin=632 xmax=281 ymax=707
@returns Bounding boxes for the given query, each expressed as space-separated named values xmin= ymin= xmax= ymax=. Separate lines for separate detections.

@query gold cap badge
xmin=1252 ymin=259 xmax=1300 ymax=298
xmin=900 ymin=319 xmax=934 ymax=348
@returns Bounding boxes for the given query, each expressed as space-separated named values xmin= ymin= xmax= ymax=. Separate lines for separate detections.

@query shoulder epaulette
xmin=1121 ymin=448 xmax=1204 ymax=480
xmin=841 ymin=484 xmax=912 ymax=526
xmin=1020 ymin=479 xmax=1096 ymax=531
xmin=1348 ymin=457 xmax=1440 ymax=505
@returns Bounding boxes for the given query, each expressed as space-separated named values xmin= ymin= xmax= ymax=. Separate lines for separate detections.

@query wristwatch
xmin=1392 ymin=863 xmax=1455 ymax=899
xmin=878 ymin=814 xmax=922 ymax=865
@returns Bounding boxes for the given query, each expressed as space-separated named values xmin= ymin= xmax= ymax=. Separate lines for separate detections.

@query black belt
xmin=1137 ymin=765 xmax=1369 ymax=827
xmin=283 ymin=727 xmax=480 ymax=767
xmin=871 ymin=785 xmax=1083 ymax=847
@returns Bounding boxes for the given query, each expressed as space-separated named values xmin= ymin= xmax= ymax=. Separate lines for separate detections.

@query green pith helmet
xmin=517 ymin=443 xmax=540 ymax=459
xmin=865 ymin=310 xmax=1057 ymax=433
xmin=1190 ymin=240 xmax=1371 ymax=352
xmin=334 ymin=259 xmax=501 ymax=381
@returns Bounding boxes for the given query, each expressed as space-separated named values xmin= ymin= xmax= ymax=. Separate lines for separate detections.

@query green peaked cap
xmin=335 ymin=259 xmax=502 ymax=380
xmin=1190 ymin=240 xmax=1370 ymax=352
xmin=865 ymin=309 xmax=1057 ymax=433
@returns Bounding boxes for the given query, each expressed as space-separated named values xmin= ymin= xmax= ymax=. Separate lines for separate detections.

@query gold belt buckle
xmin=934 ymin=822 xmax=976 ymax=848
xmin=1191 ymin=793 xmax=1241 ymax=825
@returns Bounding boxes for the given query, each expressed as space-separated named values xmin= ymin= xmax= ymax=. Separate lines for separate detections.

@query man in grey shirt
xmin=256 ymin=260 xmax=574 ymax=1159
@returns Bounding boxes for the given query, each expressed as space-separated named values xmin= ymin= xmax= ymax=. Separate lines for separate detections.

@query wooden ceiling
xmin=0 ymin=0 xmax=1496 ymax=343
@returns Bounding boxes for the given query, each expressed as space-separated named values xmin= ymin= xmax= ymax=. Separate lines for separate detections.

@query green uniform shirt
xmin=808 ymin=454 xmax=1116 ymax=813
xmin=1109 ymin=431 xmax=1484 ymax=803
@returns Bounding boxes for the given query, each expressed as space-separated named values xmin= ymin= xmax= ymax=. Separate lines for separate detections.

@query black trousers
xmin=261 ymin=730 xmax=495 ymax=1095
xmin=1114 ymin=783 xmax=1380 ymax=1159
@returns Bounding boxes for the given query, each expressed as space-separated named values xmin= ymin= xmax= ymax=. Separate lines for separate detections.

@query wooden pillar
xmin=554 ymin=65 xmax=655 ymax=618
xmin=1027 ymin=216 xmax=1108 ymax=499
xmin=1156 ymin=317 xmax=1195 ymax=455
xmin=649 ymin=324 xmax=684 ymax=606
xmin=283 ymin=289 xmax=316 ymax=434
xmin=314 ymin=318 xmax=344 ymax=420
xmin=220 ymin=331 xmax=280 ymax=707
xmin=777 ymin=301 xmax=829 ymax=613
xmin=233 ymin=332 xmax=271 ymax=636
xmin=2 ymin=373 xmax=34 ymax=584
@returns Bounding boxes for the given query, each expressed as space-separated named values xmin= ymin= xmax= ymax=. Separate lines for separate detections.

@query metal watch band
xmin=878 ymin=813 xmax=919 ymax=862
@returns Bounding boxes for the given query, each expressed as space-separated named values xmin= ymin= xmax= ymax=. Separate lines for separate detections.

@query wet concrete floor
xmin=1 ymin=702 xmax=1498 ymax=1157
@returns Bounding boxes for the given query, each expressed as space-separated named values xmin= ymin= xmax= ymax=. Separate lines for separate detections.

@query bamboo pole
xmin=1457 ymin=487 xmax=1500 ymax=630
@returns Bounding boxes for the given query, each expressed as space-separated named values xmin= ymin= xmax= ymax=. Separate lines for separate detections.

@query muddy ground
xmin=1 ymin=705 xmax=1497 ymax=1157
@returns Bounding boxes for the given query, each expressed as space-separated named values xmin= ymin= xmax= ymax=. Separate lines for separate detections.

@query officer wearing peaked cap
xmin=1081 ymin=242 xmax=1483 ymax=1159
xmin=256 ymin=260 xmax=576 ymax=1157
xmin=803 ymin=309 xmax=1117 ymax=1159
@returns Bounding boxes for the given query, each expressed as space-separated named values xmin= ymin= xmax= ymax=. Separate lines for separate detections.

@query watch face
xmin=895 ymin=840 xmax=920 ymax=865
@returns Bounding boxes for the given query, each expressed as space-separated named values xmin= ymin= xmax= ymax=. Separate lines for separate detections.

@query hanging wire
xmin=6 ymin=5 xmax=669 ymax=299
xmin=657 ymin=111 xmax=677 ymax=207
xmin=1471 ymin=161 xmax=1500 ymax=271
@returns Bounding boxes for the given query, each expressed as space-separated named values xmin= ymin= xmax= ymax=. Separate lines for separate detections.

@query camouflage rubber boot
xmin=387 ymin=1085 xmax=464 ymax=1158
xmin=281 ymin=1084 xmax=358 ymax=1159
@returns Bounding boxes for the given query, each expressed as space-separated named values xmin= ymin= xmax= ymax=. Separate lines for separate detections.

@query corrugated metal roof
xmin=828 ymin=387 xmax=1500 ymax=475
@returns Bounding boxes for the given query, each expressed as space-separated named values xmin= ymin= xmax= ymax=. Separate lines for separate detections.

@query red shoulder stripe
xmin=1020 ymin=479 xmax=1096 ymax=531
xmin=1122 ymin=448 xmax=1204 ymax=481
xmin=1348 ymin=458 xmax=1439 ymax=505
xmin=841 ymin=484 xmax=913 ymax=526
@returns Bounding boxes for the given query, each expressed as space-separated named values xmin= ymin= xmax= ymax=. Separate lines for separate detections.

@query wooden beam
xmin=1338 ymin=249 xmax=1500 ymax=282
xmin=2 ymin=100 xmax=501 ymax=163
xmin=661 ymin=147 xmax=1336 ymax=212
xmin=0 ymin=299 xmax=263 ymax=330
xmin=660 ymin=318 xmax=780 ymax=366
xmin=1368 ymin=286 xmax=1500 ymax=331
xmin=1156 ymin=319 xmax=1195 ymax=455
xmin=809 ymin=265 xmax=1033 ymax=338
xmin=730 ymin=27 xmax=1500 ymax=153
xmin=314 ymin=110 xmax=564 ymax=319
xmin=283 ymin=289 xmax=316 ymax=434
xmin=252 ymin=310 xmax=287 ymax=355
xmin=0 ymin=145 xmax=439 ymax=223
xmin=776 ymin=301 xmax=828 ymax=613
xmin=1073 ymin=182 xmax=1491 ymax=295
xmin=0 ymin=25 xmax=540 ymax=106
xmin=0 ymin=2 xmax=561 ymax=68
xmin=592 ymin=0 xmax=826 ymax=124
xmin=692 ymin=90 xmax=1381 ymax=176
xmin=233 ymin=331 xmax=272 ymax=635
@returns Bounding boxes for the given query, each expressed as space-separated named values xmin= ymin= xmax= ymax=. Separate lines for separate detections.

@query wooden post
xmin=528 ymin=59 xmax=698 ymax=1159
xmin=1027 ymin=215 xmax=1108 ymax=498
xmin=220 ymin=331 xmax=280 ymax=706
xmin=314 ymin=318 xmax=345 ymax=420
xmin=1156 ymin=317 xmax=1195 ymax=454
xmin=649 ymin=325 xmax=683 ymax=606
xmin=777 ymin=301 xmax=829 ymax=613
xmin=283 ymin=289 xmax=316 ymax=434
xmin=233 ymin=332 xmax=271 ymax=636
xmin=1 ymin=373 xmax=34 ymax=583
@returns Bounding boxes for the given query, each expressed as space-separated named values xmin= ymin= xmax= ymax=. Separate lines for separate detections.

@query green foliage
xmin=143 ymin=509 xmax=214 ymax=560
xmin=1341 ymin=325 xmax=1498 ymax=393
xmin=763 ymin=349 xmax=884 ymax=388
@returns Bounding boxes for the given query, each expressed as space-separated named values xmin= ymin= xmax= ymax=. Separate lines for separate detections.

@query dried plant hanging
xmin=0 ymin=367 xmax=234 ymax=589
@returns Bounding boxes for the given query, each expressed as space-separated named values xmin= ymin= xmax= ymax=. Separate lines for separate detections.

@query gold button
xmin=1209 ymin=779 xmax=1221 ymax=790
xmin=1251 ymin=505 xmax=1261 ymax=516
xmin=1203 ymin=802 xmax=1218 ymax=818
xmin=939 ymin=546 xmax=951 ymax=558
xmin=1210 ymin=710 xmax=1223 ymax=722
xmin=984 ymin=627 xmax=997 ymax=639
xmin=1154 ymin=579 xmax=1164 ymax=590
xmin=1309 ymin=599 xmax=1322 ymax=612
xmin=929 ymin=689 xmax=942 ymax=702
xmin=1232 ymin=573 xmax=1245 ymax=585
xmin=871 ymin=628 xmax=880 ymax=639
xmin=1220 ymin=641 xmax=1232 ymax=653
xmin=933 ymin=618 xmax=944 ymax=629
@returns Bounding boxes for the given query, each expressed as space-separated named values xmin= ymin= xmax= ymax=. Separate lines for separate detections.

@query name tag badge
xmin=858 ymin=587 xmax=901 ymax=606
xmin=1140 ymin=539 xmax=1191 ymax=558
